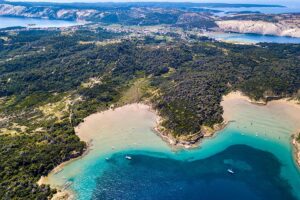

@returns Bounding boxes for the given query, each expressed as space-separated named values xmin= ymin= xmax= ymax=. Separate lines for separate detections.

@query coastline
xmin=153 ymin=117 xmax=228 ymax=149
xmin=151 ymin=90 xmax=271 ymax=149
xmin=38 ymin=103 xmax=160 ymax=200
xmin=223 ymin=91 xmax=300 ymax=168
xmin=38 ymin=140 xmax=93 ymax=200
xmin=38 ymin=102 xmax=227 ymax=199
xmin=38 ymin=91 xmax=300 ymax=199
xmin=152 ymin=90 xmax=300 ymax=166
xmin=292 ymin=133 xmax=300 ymax=167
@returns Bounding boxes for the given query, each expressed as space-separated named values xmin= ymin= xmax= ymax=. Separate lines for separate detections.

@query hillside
xmin=216 ymin=14 xmax=300 ymax=38
xmin=0 ymin=25 xmax=300 ymax=198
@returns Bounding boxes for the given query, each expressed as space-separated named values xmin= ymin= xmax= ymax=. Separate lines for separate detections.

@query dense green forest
xmin=0 ymin=28 xmax=299 ymax=199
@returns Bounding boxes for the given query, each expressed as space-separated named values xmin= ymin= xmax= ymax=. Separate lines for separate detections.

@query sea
xmin=44 ymin=99 xmax=300 ymax=200
xmin=1 ymin=6 xmax=300 ymax=44
xmin=206 ymin=2 xmax=300 ymax=44
xmin=2 ymin=3 xmax=300 ymax=199
xmin=206 ymin=32 xmax=300 ymax=44
xmin=0 ymin=16 xmax=83 ymax=29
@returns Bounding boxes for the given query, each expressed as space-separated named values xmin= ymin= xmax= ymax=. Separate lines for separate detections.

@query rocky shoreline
xmin=153 ymin=115 xmax=228 ymax=149
xmin=292 ymin=133 xmax=300 ymax=168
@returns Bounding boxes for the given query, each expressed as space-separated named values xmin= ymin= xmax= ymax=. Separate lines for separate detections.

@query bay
xmin=43 ymin=95 xmax=300 ymax=200
xmin=0 ymin=16 xmax=83 ymax=29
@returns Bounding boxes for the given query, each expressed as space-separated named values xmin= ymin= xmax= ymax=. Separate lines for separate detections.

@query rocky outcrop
xmin=154 ymin=119 xmax=227 ymax=149
xmin=292 ymin=133 xmax=300 ymax=167
xmin=216 ymin=19 xmax=300 ymax=38
xmin=176 ymin=12 xmax=217 ymax=29
xmin=0 ymin=4 xmax=100 ymax=21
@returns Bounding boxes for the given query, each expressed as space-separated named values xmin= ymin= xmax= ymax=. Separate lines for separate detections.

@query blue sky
xmin=4 ymin=0 xmax=300 ymax=7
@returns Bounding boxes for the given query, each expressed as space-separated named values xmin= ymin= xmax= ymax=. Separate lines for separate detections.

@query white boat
xmin=105 ymin=157 xmax=110 ymax=161
xmin=227 ymin=169 xmax=234 ymax=174
xmin=125 ymin=155 xmax=132 ymax=160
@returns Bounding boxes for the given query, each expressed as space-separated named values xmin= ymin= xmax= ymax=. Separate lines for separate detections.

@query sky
xmin=4 ymin=0 xmax=300 ymax=7
xmin=3 ymin=0 xmax=298 ymax=3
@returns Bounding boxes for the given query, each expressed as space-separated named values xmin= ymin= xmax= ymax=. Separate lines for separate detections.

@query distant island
xmin=0 ymin=2 xmax=298 ymax=38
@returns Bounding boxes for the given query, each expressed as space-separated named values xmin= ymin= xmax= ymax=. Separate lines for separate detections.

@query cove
xmin=41 ymin=93 xmax=300 ymax=200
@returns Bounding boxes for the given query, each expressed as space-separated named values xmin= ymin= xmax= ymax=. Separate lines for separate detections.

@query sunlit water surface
xmin=45 ymin=100 xmax=300 ymax=200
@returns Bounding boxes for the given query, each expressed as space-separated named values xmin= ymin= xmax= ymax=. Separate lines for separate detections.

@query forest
xmin=0 ymin=28 xmax=299 ymax=199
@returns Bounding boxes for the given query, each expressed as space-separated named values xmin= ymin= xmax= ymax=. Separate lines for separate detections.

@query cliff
xmin=216 ymin=19 xmax=300 ymax=38
xmin=0 ymin=3 xmax=100 ymax=20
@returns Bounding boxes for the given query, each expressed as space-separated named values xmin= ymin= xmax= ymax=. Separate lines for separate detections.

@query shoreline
xmin=223 ymin=91 xmax=300 ymax=168
xmin=38 ymin=91 xmax=300 ymax=199
xmin=153 ymin=90 xmax=300 ymax=167
xmin=292 ymin=132 xmax=300 ymax=168
xmin=38 ymin=139 xmax=93 ymax=200
xmin=37 ymin=103 xmax=159 ymax=200
xmin=152 ymin=118 xmax=229 ymax=149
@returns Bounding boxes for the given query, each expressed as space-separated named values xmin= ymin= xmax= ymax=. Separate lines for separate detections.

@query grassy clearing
xmin=39 ymin=95 xmax=71 ymax=122
xmin=81 ymin=77 xmax=103 ymax=88
xmin=118 ymin=77 xmax=156 ymax=106
xmin=0 ymin=92 xmax=73 ymax=135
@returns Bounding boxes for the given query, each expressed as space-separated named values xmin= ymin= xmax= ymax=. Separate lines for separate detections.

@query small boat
xmin=227 ymin=169 xmax=234 ymax=174
xmin=105 ymin=157 xmax=110 ymax=161
xmin=125 ymin=156 xmax=132 ymax=160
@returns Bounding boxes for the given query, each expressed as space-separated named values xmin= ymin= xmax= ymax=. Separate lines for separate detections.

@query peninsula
xmin=0 ymin=2 xmax=299 ymax=199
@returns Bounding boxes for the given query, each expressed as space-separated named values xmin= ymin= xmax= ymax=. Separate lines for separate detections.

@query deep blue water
xmin=92 ymin=145 xmax=296 ymax=200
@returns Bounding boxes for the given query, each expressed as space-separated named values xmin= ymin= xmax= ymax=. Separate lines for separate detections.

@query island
xmin=0 ymin=2 xmax=299 ymax=199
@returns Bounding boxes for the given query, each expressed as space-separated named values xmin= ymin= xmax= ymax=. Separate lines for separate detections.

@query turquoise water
xmin=207 ymin=32 xmax=300 ymax=44
xmin=0 ymin=16 xmax=83 ymax=29
xmin=46 ymin=101 xmax=300 ymax=200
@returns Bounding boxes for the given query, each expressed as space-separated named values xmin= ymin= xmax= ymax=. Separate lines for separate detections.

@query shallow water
xmin=0 ymin=16 xmax=83 ymax=29
xmin=45 ymin=100 xmax=300 ymax=200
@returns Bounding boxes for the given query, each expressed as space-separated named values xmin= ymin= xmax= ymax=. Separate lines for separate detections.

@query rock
xmin=216 ymin=20 xmax=300 ymax=38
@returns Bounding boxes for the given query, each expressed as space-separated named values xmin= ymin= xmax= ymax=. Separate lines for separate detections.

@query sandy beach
xmin=222 ymin=91 xmax=300 ymax=167
xmin=38 ymin=103 xmax=166 ymax=199
xmin=38 ymin=92 xmax=300 ymax=199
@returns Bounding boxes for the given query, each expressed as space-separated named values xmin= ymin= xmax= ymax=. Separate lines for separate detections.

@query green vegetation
xmin=0 ymin=28 xmax=299 ymax=199
xmin=118 ymin=78 xmax=154 ymax=106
